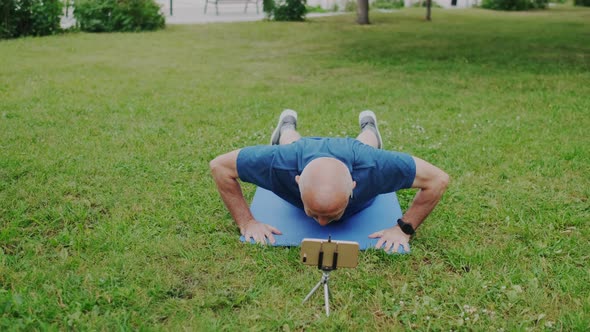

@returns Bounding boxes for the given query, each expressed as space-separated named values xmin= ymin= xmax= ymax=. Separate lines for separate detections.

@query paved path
xmin=160 ymin=0 xmax=267 ymax=24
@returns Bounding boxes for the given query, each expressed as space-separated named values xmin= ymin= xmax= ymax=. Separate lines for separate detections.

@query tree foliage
xmin=0 ymin=0 xmax=62 ymax=39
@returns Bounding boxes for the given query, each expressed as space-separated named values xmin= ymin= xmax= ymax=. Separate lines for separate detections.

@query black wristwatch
xmin=397 ymin=218 xmax=415 ymax=236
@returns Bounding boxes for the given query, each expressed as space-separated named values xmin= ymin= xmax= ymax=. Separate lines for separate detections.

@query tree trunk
xmin=357 ymin=0 xmax=370 ymax=25
xmin=425 ymin=0 xmax=432 ymax=21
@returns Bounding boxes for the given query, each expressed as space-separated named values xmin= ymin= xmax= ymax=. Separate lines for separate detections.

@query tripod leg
xmin=324 ymin=279 xmax=330 ymax=316
xmin=303 ymin=278 xmax=323 ymax=303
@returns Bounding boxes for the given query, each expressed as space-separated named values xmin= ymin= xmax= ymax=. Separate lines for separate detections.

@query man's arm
xmin=402 ymin=156 xmax=450 ymax=230
xmin=369 ymin=156 xmax=449 ymax=252
xmin=209 ymin=150 xmax=282 ymax=244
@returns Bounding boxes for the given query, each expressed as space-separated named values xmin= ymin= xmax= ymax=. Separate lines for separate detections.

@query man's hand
xmin=368 ymin=226 xmax=411 ymax=253
xmin=240 ymin=219 xmax=282 ymax=245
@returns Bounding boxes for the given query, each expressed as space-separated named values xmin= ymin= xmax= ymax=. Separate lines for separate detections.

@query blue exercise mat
xmin=242 ymin=187 xmax=409 ymax=253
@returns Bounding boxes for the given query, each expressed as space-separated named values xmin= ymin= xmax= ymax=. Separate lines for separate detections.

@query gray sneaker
xmin=359 ymin=110 xmax=383 ymax=149
xmin=270 ymin=109 xmax=298 ymax=145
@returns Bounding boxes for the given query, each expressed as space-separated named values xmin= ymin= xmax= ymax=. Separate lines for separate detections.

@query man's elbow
xmin=209 ymin=156 xmax=224 ymax=179
xmin=437 ymin=171 xmax=450 ymax=193
xmin=209 ymin=153 xmax=238 ymax=182
xmin=209 ymin=157 xmax=218 ymax=172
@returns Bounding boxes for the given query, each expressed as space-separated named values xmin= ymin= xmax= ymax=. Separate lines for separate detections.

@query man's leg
xmin=279 ymin=127 xmax=301 ymax=145
xmin=270 ymin=109 xmax=301 ymax=145
xmin=357 ymin=110 xmax=383 ymax=149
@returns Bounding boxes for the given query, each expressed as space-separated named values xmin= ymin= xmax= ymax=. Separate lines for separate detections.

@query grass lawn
xmin=1 ymin=5 xmax=589 ymax=330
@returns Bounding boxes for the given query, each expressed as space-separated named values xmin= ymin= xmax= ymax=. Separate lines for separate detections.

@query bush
xmin=306 ymin=4 xmax=328 ymax=12
xmin=263 ymin=0 xmax=307 ymax=21
xmin=373 ymin=0 xmax=404 ymax=9
xmin=574 ymin=0 xmax=590 ymax=6
xmin=74 ymin=0 xmax=165 ymax=32
xmin=0 ymin=0 xmax=63 ymax=39
xmin=481 ymin=0 xmax=548 ymax=10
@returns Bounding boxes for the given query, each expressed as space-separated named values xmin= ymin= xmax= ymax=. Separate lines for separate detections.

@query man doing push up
xmin=210 ymin=110 xmax=449 ymax=253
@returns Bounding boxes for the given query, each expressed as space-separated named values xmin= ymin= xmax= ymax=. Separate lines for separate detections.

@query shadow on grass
xmin=334 ymin=10 xmax=590 ymax=74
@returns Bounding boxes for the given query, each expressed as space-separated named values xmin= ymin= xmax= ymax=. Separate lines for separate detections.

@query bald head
xmin=295 ymin=158 xmax=356 ymax=225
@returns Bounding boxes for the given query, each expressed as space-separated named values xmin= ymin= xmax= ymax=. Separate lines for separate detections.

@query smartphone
xmin=300 ymin=238 xmax=359 ymax=269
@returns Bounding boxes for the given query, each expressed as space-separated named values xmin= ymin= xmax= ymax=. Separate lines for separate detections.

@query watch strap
xmin=397 ymin=218 xmax=415 ymax=235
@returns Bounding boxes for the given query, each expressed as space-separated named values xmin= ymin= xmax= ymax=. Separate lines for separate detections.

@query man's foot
xmin=270 ymin=109 xmax=298 ymax=145
xmin=359 ymin=110 xmax=383 ymax=149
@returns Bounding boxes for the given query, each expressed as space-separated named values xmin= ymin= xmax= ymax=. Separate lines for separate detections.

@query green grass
xmin=1 ymin=6 xmax=589 ymax=330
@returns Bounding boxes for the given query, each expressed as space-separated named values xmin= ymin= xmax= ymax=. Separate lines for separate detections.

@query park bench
xmin=204 ymin=0 xmax=262 ymax=15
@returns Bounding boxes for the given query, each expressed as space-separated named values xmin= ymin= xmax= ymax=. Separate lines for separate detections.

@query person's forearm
xmin=209 ymin=152 xmax=254 ymax=230
xmin=214 ymin=176 xmax=254 ymax=230
xmin=402 ymin=185 xmax=446 ymax=230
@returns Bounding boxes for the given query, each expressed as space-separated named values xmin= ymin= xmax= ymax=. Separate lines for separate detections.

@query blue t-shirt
xmin=237 ymin=137 xmax=416 ymax=219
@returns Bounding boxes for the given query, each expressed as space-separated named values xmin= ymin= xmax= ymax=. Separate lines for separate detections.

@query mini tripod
xmin=300 ymin=236 xmax=361 ymax=317
xmin=301 ymin=238 xmax=359 ymax=316
xmin=301 ymin=251 xmax=339 ymax=316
